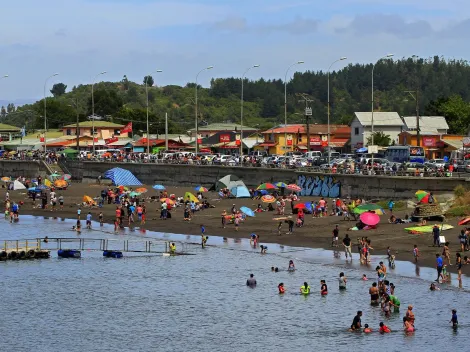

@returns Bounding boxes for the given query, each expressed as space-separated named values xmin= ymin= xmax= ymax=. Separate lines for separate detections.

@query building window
xmin=66 ymin=129 xmax=71 ymax=136
xmin=114 ymin=129 xmax=121 ymax=135
xmin=354 ymin=127 xmax=359 ymax=135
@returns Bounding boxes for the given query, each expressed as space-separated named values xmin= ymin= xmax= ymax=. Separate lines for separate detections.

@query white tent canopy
xmin=13 ymin=180 xmax=26 ymax=190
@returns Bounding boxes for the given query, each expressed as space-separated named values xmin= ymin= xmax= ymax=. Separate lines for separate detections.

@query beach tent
xmin=44 ymin=179 xmax=52 ymax=187
xmin=13 ymin=180 xmax=26 ymax=190
xmin=184 ymin=192 xmax=199 ymax=203
xmin=63 ymin=148 xmax=79 ymax=158
xmin=230 ymin=185 xmax=250 ymax=198
xmin=104 ymin=167 xmax=142 ymax=186
xmin=83 ymin=195 xmax=96 ymax=206
xmin=216 ymin=174 xmax=247 ymax=191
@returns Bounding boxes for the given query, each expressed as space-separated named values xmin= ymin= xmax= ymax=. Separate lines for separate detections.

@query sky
xmin=1 ymin=0 xmax=469 ymax=102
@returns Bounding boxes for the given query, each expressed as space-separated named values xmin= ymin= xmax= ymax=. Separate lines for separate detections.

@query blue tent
xmin=230 ymin=185 xmax=250 ymax=198
xmin=104 ymin=167 xmax=142 ymax=186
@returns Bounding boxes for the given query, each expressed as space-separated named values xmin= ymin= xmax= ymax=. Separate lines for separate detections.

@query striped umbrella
xmin=194 ymin=186 xmax=209 ymax=192
xmin=136 ymin=187 xmax=148 ymax=193
xmin=353 ymin=204 xmax=385 ymax=215
xmin=1 ymin=176 xmax=11 ymax=182
xmin=286 ymin=184 xmax=301 ymax=192
xmin=61 ymin=174 xmax=72 ymax=181
xmin=257 ymin=183 xmax=278 ymax=190
xmin=275 ymin=182 xmax=287 ymax=188
xmin=261 ymin=195 xmax=276 ymax=203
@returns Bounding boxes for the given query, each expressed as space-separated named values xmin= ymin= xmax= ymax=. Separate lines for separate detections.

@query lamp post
xmin=195 ymin=66 xmax=213 ymax=154
xmin=327 ymin=57 xmax=347 ymax=164
xmin=68 ymin=98 xmax=80 ymax=150
xmin=91 ymin=71 xmax=107 ymax=155
xmin=43 ymin=73 xmax=59 ymax=153
xmin=371 ymin=54 xmax=393 ymax=165
xmin=145 ymin=69 xmax=163 ymax=154
xmin=240 ymin=64 xmax=260 ymax=164
xmin=284 ymin=61 xmax=304 ymax=154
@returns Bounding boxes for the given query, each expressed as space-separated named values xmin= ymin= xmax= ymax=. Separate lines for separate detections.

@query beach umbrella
xmin=194 ymin=186 xmax=208 ymax=192
xmin=44 ymin=179 xmax=52 ymax=187
xmin=240 ymin=206 xmax=255 ymax=217
xmin=261 ymin=195 xmax=276 ymax=203
xmin=136 ymin=187 xmax=148 ymax=193
xmin=257 ymin=183 xmax=278 ymax=190
xmin=416 ymin=191 xmax=429 ymax=202
xmin=294 ymin=203 xmax=307 ymax=210
xmin=54 ymin=179 xmax=68 ymax=188
xmin=184 ymin=192 xmax=199 ymax=203
xmin=360 ymin=212 xmax=380 ymax=226
xmin=275 ymin=182 xmax=287 ymax=188
xmin=160 ymin=198 xmax=175 ymax=206
xmin=129 ymin=191 xmax=141 ymax=197
xmin=153 ymin=184 xmax=165 ymax=190
xmin=304 ymin=202 xmax=313 ymax=213
xmin=83 ymin=195 xmax=96 ymax=205
xmin=37 ymin=184 xmax=49 ymax=190
xmin=353 ymin=204 xmax=385 ymax=215
xmin=28 ymin=187 xmax=37 ymax=191
xmin=61 ymin=174 xmax=72 ymax=181
xmin=458 ymin=216 xmax=470 ymax=226
xmin=1 ymin=176 xmax=11 ymax=182
xmin=286 ymin=184 xmax=302 ymax=192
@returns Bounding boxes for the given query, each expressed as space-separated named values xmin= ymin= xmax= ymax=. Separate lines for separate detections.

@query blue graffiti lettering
xmin=297 ymin=174 xmax=341 ymax=198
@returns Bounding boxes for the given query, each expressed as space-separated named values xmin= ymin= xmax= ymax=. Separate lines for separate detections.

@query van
xmin=249 ymin=150 xmax=268 ymax=157
xmin=305 ymin=151 xmax=322 ymax=160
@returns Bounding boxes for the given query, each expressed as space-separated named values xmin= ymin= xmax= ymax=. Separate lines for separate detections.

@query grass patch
xmin=376 ymin=200 xmax=406 ymax=211
xmin=445 ymin=205 xmax=470 ymax=217
xmin=454 ymin=184 xmax=468 ymax=198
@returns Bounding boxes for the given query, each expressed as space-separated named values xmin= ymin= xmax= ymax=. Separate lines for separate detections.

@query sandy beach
xmin=2 ymin=182 xmax=467 ymax=274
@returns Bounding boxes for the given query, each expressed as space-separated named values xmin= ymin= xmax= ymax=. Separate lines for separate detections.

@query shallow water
xmin=1 ymin=216 xmax=468 ymax=351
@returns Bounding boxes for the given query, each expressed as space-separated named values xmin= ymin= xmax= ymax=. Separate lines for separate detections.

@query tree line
xmin=1 ymin=56 xmax=470 ymax=135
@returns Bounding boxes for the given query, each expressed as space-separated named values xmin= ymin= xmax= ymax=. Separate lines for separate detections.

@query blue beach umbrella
xmin=304 ymin=202 xmax=313 ymax=214
xmin=37 ymin=184 xmax=49 ymax=190
xmin=153 ymin=184 xmax=165 ymax=190
xmin=275 ymin=182 xmax=287 ymax=188
xmin=240 ymin=206 xmax=255 ymax=217
xmin=259 ymin=190 xmax=269 ymax=195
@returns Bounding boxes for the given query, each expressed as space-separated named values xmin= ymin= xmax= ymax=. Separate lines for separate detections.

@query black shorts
xmin=437 ymin=266 xmax=443 ymax=275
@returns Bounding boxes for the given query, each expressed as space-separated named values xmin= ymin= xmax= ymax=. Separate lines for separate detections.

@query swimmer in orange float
xmin=320 ymin=280 xmax=328 ymax=295
xmin=379 ymin=322 xmax=391 ymax=333
xmin=278 ymin=283 xmax=285 ymax=294
xmin=363 ymin=324 xmax=372 ymax=333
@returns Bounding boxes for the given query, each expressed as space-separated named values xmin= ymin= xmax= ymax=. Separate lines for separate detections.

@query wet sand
xmin=2 ymin=182 xmax=467 ymax=274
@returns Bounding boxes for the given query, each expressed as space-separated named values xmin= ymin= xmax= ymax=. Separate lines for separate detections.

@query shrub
xmin=454 ymin=184 xmax=467 ymax=198
xmin=377 ymin=200 xmax=406 ymax=211
xmin=445 ymin=205 xmax=470 ymax=217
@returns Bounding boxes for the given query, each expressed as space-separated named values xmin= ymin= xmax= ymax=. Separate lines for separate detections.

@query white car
xmin=425 ymin=159 xmax=446 ymax=169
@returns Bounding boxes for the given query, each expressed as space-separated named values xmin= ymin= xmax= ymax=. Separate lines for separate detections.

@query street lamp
xmin=195 ymin=66 xmax=213 ymax=154
xmin=371 ymin=54 xmax=394 ymax=165
xmin=284 ymin=61 xmax=304 ymax=154
xmin=240 ymin=64 xmax=260 ymax=164
xmin=145 ymin=69 xmax=163 ymax=154
xmin=327 ymin=57 xmax=347 ymax=164
xmin=91 ymin=71 xmax=107 ymax=155
xmin=43 ymin=73 xmax=59 ymax=153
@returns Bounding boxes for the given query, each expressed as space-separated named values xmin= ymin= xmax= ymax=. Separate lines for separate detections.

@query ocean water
xmin=0 ymin=216 xmax=468 ymax=352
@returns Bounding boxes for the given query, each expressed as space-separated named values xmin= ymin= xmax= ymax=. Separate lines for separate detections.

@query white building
xmin=350 ymin=112 xmax=404 ymax=150
xmin=402 ymin=116 xmax=449 ymax=135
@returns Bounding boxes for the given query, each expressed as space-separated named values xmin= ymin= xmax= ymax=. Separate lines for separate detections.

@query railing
xmin=1 ymin=239 xmax=42 ymax=252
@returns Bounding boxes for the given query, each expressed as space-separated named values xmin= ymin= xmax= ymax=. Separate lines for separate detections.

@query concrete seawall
xmin=58 ymin=160 xmax=468 ymax=200
xmin=0 ymin=160 xmax=49 ymax=179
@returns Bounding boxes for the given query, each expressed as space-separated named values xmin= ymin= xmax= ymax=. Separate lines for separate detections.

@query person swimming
xmin=300 ymin=282 xmax=310 ymax=295
xmin=320 ymin=280 xmax=328 ymax=295
xmin=362 ymin=274 xmax=368 ymax=281
xmin=278 ymin=283 xmax=285 ymax=294
xmin=403 ymin=317 xmax=414 ymax=332
xmin=288 ymin=260 xmax=295 ymax=271
xmin=379 ymin=322 xmax=391 ymax=333
xmin=363 ymin=324 xmax=372 ymax=333
xmin=430 ymin=283 xmax=440 ymax=291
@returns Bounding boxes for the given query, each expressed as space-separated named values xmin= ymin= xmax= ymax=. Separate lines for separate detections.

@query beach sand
xmin=2 ymin=182 xmax=467 ymax=274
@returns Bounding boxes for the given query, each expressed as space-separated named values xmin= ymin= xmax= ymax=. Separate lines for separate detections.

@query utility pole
xmin=405 ymin=89 xmax=420 ymax=146
xmin=68 ymin=98 xmax=80 ymax=150
xmin=297 ymin=93 xmax=313 ymax=151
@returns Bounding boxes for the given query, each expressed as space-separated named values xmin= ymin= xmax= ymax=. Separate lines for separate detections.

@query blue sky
xmin=0 ymin=0 xmax=469 ymax=102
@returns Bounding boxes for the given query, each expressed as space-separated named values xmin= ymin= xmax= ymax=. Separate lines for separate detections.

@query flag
xmin=121 ymin=122 xmax=132 ymax=133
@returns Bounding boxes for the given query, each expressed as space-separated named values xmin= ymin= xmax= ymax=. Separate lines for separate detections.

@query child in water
xmin=430 ymin=283 xmax=440 ymax=291
xmin=260 ymin=245 xmax=267 ymax=254
xmin=363 ymin=324 xmax=372 ymax=333
xmin=403 ymin=317 xmax=414 ymax=332
xmin=379 ymin=322 xmax=391 ymax=333
xmin=201 ymin=235 xmax=208 ymax=248
xmin=288 ymin=260 xmax=295 ymax=271
xmin=450 ymin=309 xmax=458 ymax=328
xmin=320 ymin=280 xmax=328 ymax=295
xmin=362 ymin=274 xmax=368 ymax=281
xmin=278 ymin=283 xmax=285 ymax=294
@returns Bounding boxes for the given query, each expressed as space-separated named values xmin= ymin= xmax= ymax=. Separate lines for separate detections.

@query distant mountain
xmin=0 ymin=99 xmax=36 ymax=108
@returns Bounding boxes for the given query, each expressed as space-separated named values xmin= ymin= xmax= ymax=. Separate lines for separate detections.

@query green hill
xmin=1 ymin=56 xmax=470 ymax=135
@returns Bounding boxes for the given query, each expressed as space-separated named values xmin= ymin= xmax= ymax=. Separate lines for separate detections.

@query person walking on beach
xmin=86 ymin=212 xmax=92 ymax=229
xmin=442 ymin=242 xmax=451 ymax=266
xmin=332 ymin=225 xmax=339 ymax=247
xmin=413 ymin=245 xmax=419 ymax=263
xmin=77 ymin=206 xmax=81 ymax=220
xmin=221 ymin=210 xmax=227 ymax=228
xmin=388 ymin=200 xmax=394 ymax=214
xmin=436 ymin=253 xmax=443 ymax=282
xmin=58 ymin=195 xmax=64 ymax=210
xmin=432 ymin=224 xmax=440 ymax=247
xmin=342 ymin=234 xmax=352 ymax=259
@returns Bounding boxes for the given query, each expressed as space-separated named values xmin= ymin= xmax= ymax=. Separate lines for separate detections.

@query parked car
xmin=425 ymin=159 xmax=446 ymax=169
xmin=456 ymin=160 xmax=470 ymax=172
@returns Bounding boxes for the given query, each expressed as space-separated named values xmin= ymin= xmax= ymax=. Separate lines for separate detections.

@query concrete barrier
xmin=0 ymin=160 xmax=48 ymax=179
xmin=57 ymin=160 xmax=469 ymax=200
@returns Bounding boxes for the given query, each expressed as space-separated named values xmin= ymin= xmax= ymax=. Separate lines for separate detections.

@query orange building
xmin=398 ymin=131 xmax=466 ymax=159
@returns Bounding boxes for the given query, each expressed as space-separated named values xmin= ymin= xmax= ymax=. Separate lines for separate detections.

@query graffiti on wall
xmin=297 ymin=174 xmax=341 ymax=198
